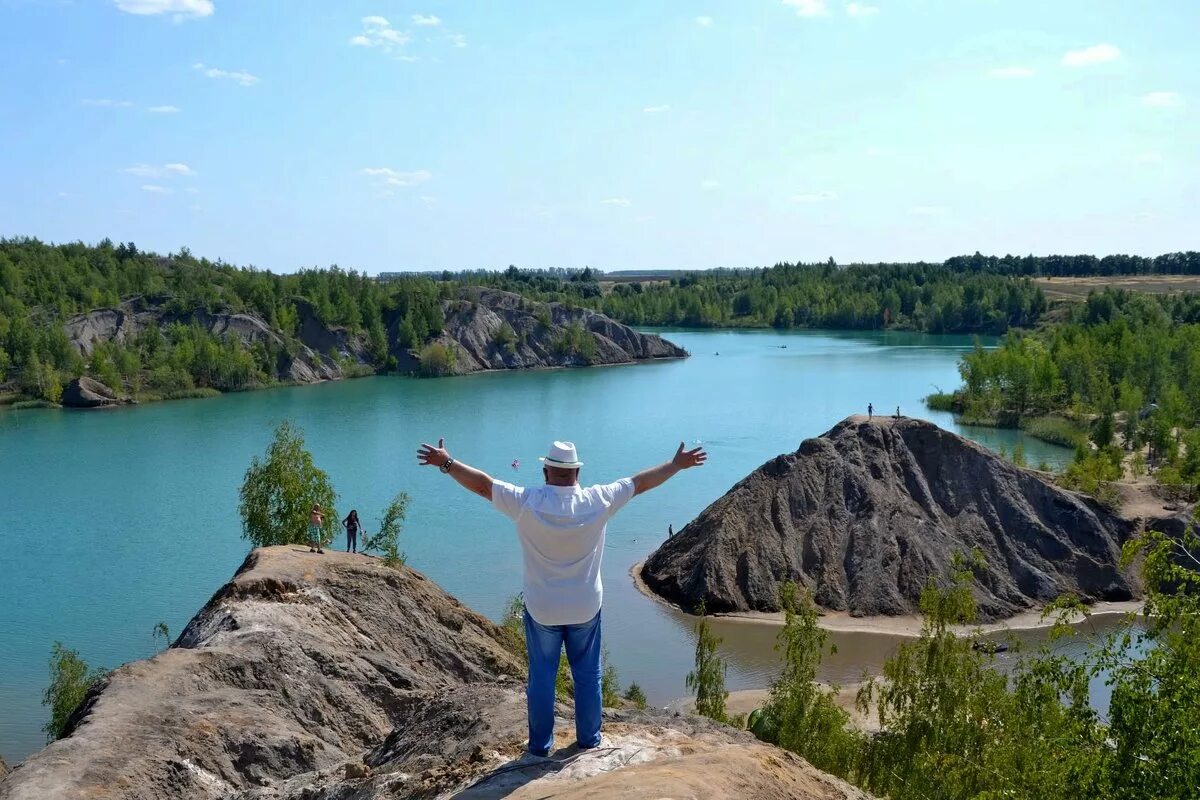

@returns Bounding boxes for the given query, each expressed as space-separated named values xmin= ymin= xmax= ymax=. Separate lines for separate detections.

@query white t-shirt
xmin=492 ymin=478 xmax=636 ymax=626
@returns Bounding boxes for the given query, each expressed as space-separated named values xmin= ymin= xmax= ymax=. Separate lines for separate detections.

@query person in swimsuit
xmin=341 ymin=509 xmax=361 ymax=553
xmin=308 ymin=504 xmax=325 ymax=554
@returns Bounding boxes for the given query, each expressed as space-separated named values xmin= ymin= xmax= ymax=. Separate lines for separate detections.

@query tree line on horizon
xmin=2 ymin=235 xmax=1198 ymax=405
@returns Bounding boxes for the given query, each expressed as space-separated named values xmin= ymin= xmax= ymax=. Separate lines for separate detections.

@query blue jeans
xmin=523 ymin=608 xmax=602 ymax=756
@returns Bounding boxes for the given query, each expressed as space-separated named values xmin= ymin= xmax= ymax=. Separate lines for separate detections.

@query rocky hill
xmin=641 ymin=416 xmax=1146 ymax=621
xmin=0 ymin=547 xmax=872 ymax=800
xmin=63 ymin=289 xmax=685 ymax=390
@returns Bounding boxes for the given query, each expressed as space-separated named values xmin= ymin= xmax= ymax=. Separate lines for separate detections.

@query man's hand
xmin=417 ymin=438 xmax=451 ymax=468
xmin=672 ymin=442 xmax=707 ymax=470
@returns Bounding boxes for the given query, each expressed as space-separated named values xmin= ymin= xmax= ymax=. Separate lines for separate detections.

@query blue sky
xmin=0 ymin=0 xmax=1195 ymax=273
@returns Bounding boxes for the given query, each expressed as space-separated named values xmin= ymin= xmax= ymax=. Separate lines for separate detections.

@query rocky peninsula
xmin=641 ymin=416 xmax=1161 ymax=622
xmin=0 ymin=547 xmax=871 ymax=800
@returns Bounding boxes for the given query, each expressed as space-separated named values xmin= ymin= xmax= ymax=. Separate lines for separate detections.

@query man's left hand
xmin=418 ymin=438 xmax=451 ymax=468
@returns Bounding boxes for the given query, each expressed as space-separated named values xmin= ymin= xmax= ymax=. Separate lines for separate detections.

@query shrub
xmin=417 ymin=342 xmax=456 ymax=377
xmin=623 ymin=682 xmax=648 ymax=709
xmin=42 ymin=643 xmax=105 ymax=741
xmin=493 ymin=321 xmax=518 ymax=354
xmin=924 ymin=391 xmax=958 ymax=412
xmin=363 ymin=492 xmax=410 ymax=568
xmin=685 ymin=603 xmax=728 ymax=723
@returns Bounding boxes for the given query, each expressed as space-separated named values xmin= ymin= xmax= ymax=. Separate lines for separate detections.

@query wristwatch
xmin=440 ymin=458 xmax=455 ymax=474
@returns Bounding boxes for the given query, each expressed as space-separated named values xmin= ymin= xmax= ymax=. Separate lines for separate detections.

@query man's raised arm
xmin=631 ymin=442 xmax=707 ymax=496
xmin=417 ymin=438 xmax=494 ymax=501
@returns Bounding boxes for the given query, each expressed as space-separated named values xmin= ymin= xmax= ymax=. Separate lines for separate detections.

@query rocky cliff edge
xmin=0 ymin=547 xmax=872 ymax=800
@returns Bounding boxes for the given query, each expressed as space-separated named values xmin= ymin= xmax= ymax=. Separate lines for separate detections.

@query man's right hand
xmin=417 ymin=438 xmax=451 ymax=468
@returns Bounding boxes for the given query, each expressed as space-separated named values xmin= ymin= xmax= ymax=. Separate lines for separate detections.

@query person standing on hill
xmin=416 ymin=437 xmax=707 ymax=758
xmin=308 ymin=504 xmax=325 ymax=554
xmin=868 ymin=403 xmax=873 ymax=420
xmin=341 ymin=509 xmax=362 ymax=553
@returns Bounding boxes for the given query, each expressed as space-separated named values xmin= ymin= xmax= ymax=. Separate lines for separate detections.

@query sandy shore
xmin=630 ymin=561 xmax=1144 ymax=639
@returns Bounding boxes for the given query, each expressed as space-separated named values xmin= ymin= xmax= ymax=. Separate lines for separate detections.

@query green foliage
xmin=417 ymin=342 xmax=456 ymax=377
xmin=237 ymin=420 xmax=338 ymax=547
xmin=623 ymin=682 xmax=648 ymax=710
xmin=493 ymin=321 xmax=518 ymax=355
xmin=685 ymin=607 xmax=728 ymax=723
xmin=152 ymin=622 xmax=170 ymax=650
xmin=1021 ymin=415 xmax=1089 ymax=449
xmin=1061 ymin=444 xmax=1124 ymax=505
xmin=1010 ymin=440 xmax=1027 ymax=467
xmin=42 ymin=643 xmax=105 ymax=742
xmin=363 ymin=492 xmax=410 ymax=568
xmin=601 ymin=648 xmax=621 ymax=708
xmin=924 ymin=391 xmax=957 ymax=412
xmin=760 ymin=582 xmax=863 ymax=776
xmin=549 ymin=321 xmax=599 ymax=363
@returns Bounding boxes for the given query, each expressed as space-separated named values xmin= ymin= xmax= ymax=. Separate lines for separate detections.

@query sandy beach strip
xmin=630 ymin=560 xmax=1144 ymax=639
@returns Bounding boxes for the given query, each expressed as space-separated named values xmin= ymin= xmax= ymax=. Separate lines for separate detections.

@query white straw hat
xmin=539 ymin=440 xmax=583 ymax=468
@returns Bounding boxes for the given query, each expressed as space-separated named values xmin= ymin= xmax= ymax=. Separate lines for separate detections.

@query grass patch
xmin=924 ymin=391 xmax=958 ymax=412
xmin=164 ymin=388 xmax=222 ymax=401
xmin=1020 ymin=415 xmax=1088 ymax=448
xmin=9 ymin=399 xmax=59 ymax=410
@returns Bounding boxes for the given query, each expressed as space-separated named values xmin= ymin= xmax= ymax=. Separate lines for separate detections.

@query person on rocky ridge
xmin=341 ymin=509 xmax=362 ymax=553
xmin=308 ymin=503 xmax=325 ymax=554
xmin=416 ymin=437 xmax=707 ymax=758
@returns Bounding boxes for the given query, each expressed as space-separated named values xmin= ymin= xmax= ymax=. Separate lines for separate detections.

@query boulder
xmin=642 ymin=416 xmax=1145 ymax=621
xmin=61 ymin=376 xmax=124 ymax=408
xmin=0 ymin=547 xmax=874 ymax=800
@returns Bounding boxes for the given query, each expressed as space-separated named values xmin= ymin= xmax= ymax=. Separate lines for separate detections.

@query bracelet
xmin=440 ymin=458 xmax=455 ymax=474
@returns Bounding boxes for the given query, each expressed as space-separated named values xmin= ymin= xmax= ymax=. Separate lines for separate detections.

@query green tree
xmin=237 ymin=420 xmax=338 ymax=547
xmin=42 ymin=643 xmax=105 ymax=741
xmin=623 ymin=682 xmax=648 ymax=709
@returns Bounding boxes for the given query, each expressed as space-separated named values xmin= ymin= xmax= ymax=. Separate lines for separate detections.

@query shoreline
xmin=630 ymin=560 xmax=1144 ymax=639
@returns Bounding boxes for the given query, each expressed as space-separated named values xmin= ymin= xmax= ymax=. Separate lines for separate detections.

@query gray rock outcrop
xmin=641 ymin=416 xmax=1144 ymax=621
xmin=401 ymin=288 xmax=687 ymax=375
xmin=61 ymin=376 xmax=125 ymax=408
xmin=0 ymin=547 xmax=871 ymax=800
xmin=0 ymin=757 xmax=7 ymax=778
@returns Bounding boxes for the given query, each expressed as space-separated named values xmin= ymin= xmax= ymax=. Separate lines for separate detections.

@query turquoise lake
xmin=0 ymin=328 xmax=1076 ymax=763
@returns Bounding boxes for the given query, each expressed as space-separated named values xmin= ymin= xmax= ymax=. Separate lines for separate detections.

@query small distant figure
xmin=895 ymin=406 xmax=901 ymax=419
xmin=868 ymin=403 xmax=873 ymax=420
xmin=308 ymin=504 xmax=325 ymax=554
xmin=342 ymin=509 xmax=361 ymax=553
xmin=668 ymin=523 xmax=674 ymax=538
xmin=715 ymin=352 xmax=719 ymax=356
xmin=511 ymin=458 xmax=521 ymax=471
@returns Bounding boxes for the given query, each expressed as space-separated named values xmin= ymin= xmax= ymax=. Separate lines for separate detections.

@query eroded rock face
xmin=61 ymin=376 xmax=125 ymax=408
xmin=404 ymin=289 xmax=687 ymax=375
xmin=642 ymin=416 xmax=1145 ymax=621
xmin=0 ymin=548 xmax=874 ymax=800
xmin=0 ymin=757 xmax=8 ymax=778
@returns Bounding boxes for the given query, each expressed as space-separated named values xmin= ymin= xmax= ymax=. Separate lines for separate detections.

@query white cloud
xmin=1135 ymin=151 xmax=1163 ymax=164
xmin=1143 ymin=91 xmax=1181 ymax=107
xmin=1061 ymin=43 xmax=1120 ymax=67
xmin=124 ymin=162 xmax=196 ymax=178
xmin=695 ymin=15 xmax=713 ymax=26
xmin=113 ymin=0 xmax=213 ymax=19
xmin=412 ymin=14 xmax=441 ymax=26
xmin=783 ymin=0 xmax=829 ymax=17
xmin=141 ymin=184 xmax=172 ymax=194
xmin=148 ymin=105 xmax=181 ymax=113
xmin=351 ymin=16 xmax=412 ymax=52
xmin=360 ymin=167 xmax=432 ymax=187
xmin=193 ymin=62 xmax=258 ymax=86
xmin=909 ymin=205 xmax=948 ymax=216
xmin=82 ymin=98 xmax=134 ymax=108
xmin=845 ymin=3 xmax=878 ymax=18
xmin=185 ymin=186 xmax=201 ymax=194
xmin=701 ymin=179 xmax=721 ymax=190
xmin=448 ymin=33 xmax=468 ymax=48
xmin=989 ymin=66 xmax=1035 ymax=79
xmin=793 ymin=191 xmax=836 ymax=202
xmin=643 ymin=104 xmax=671 ymax=113
xmin=601 ymin=198 xmax=631 ymax=207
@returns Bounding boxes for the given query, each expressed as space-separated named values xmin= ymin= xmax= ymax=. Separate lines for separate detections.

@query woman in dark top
xmin=342 ymin=510 xmax=362 ymax=553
